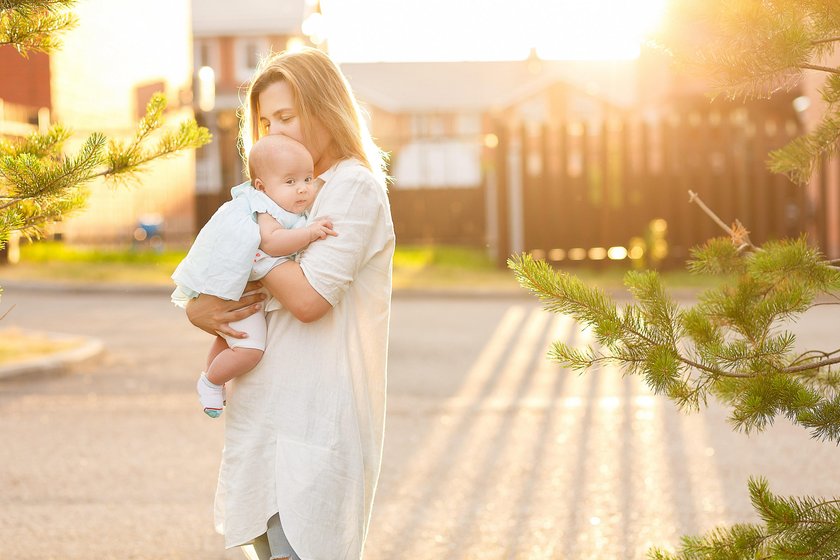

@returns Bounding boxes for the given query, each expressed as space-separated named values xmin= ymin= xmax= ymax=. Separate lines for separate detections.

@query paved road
xmin=1 ymin=285 xmax=839 ymax=559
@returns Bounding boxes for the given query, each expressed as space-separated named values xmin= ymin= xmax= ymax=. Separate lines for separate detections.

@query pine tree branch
xmin=0 ymin=135 xmax=104 ymax=211
xmin=798 ymin=63 xmax=840 ymax=75
xmin=0 ymin=0 xmax=75 ymax=10
xmin=688 ymin=190 xmax=757 ymax=250
xmin=681 ymin=355 xmax=754 ymax=379
xmin=689 ymin=190 xmax=840 ymax=271
xmin=790 ymin=348 xmax=840 ymax=368
xmin=513 ymin=254 xmax=759 ymax=381
xmin=0 ymin=127 xmax=206 ymax=211
xmin=811 ymin=37 xmax=840 ymax=46
xmin=0 ymin=1 xmax=78 ymax=55
xmin=783 ymin=355 xmax=840 ymax=374
xmin=780 ymin=526 xmax=840 ymax=558
xmin=799 ymin=498 xmax=840 ymax=515
xmin=688 ymin=190 xmax=733 ymax=236
xmin=0 ymin=186 xmax=84 ymax=211
xmin=0 ymin=198 xmax=24 ymax=211
xmin=107 ymin=139 xmax=191 ymax=174
xmin=748 ymin=478 xmax=840 ymax=554
xmin=0 ymin=303 xmax=14 ymax=321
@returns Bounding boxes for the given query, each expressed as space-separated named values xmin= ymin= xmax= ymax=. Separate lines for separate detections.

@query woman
xmin=186 ymin=47 xmax=394 ymax=560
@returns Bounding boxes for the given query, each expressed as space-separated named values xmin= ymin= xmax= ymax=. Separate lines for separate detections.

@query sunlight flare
xmin=322 ymin=0 xmax=669 ymax=62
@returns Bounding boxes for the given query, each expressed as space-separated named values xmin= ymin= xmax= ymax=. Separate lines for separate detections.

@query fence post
xmin=751 ymin=116 xmax=770 ymax=243
xmin=508 ymin=125 xmax=525 ymax=259
xmin=494 ymin=123 xmax=511 ymax=266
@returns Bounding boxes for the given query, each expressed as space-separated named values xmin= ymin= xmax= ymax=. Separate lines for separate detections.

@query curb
xmin=0 ymin=279 xmax=173 ymax=296
xmin=0 ymin=330 xmax=105 ymax=381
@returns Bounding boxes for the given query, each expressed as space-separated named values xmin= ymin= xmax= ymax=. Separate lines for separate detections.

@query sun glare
xmin=322 ymin=0 xmax=668 ymax=62
xmin=533 ymin=0 xmax=667 ymax=60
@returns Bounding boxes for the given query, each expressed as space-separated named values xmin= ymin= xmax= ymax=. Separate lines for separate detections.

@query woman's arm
xmin=260 ymin=166 xmax=387 ymax=324
xmin=259 ymin=260 xmax=331 ymax=323
xmin=185 ymin=283 xmax=266 ymax=338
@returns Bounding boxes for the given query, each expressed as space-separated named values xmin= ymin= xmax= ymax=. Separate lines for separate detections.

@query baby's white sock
xmin=197 ymin=372 xmax=224 ymax=418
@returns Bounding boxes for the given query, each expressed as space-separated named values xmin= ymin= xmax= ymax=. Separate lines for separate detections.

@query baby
xmin=171 ymin=135 xmax=335 ymax=417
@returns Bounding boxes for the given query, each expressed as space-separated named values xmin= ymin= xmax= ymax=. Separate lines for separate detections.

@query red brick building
xmin=0 ymin=47 xmax=51 ymax=137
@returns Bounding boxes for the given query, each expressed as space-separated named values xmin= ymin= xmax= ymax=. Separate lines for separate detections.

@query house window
xmin=428 ymin=116 xmax=445 ymax=137
xmin=410 ymin=115 xmax=428 ymax=137
xmin=410 ymin=114 xmax=446 ymax=138
xmin=235 ymin=37 xmax=270 ymax=84
xmin=393 ymin=140 xmax=481 ymax=188
xmin=194 ymin=39 xmax=220 ymax=75
xmin=245 ymin=44 xmax=260 ymax=69
xmin=455 ymin=114 xmax=481 ymax=136
xmin=199 ymin=43 xmax=210 ymax=66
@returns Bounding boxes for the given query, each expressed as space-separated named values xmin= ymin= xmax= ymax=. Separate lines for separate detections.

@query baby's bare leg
xmin=206 ymin=347 xmax=264 ymax=385
xmin=198 ymin=309 xmax=266 ymax=417
xmin=199 ymin=346 xmax=263 ymax=418
xmin=206 ymin=335 xmax=228 ymax=370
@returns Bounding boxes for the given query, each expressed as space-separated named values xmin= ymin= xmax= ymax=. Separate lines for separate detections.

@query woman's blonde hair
xmin=241 ymin=47 xmax=388 ymax=186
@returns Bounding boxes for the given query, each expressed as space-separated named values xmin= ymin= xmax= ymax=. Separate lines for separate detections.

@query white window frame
xmin=234 ymin=37 xmax=270 ymax=84
xmin=193 ymin=39 xmax=221 ymax=76
xmin=455 ymin=114 xmax=481 ymax=136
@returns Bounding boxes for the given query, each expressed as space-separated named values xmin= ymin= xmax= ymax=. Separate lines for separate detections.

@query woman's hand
xmin=185 ymin=281 xmax=266 ymax=338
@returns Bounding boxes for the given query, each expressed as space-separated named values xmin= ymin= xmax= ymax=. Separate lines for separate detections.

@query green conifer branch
xmin=790 ymin=348 xmax=840 ymax=367
xmin=659 ymin=0 xmax=840 ymax=185
xmin=0 ymin=0 xmax=77 ymax=55
xmin=799 ymin=63 xmax=840 ymax=75
xmin=769 ymin=111 xmax=840 ymax=185
xmin=510 ymin=250 xmax=840 ymax=440
xmin=0 ymin=95 xmax=211 ymax=246
xmin=0 ymin=1 xmax=212 ymax=271
xmin=0 ymin=125 xmax=70 ymax=160
xmin=811 ymin=37 xmax=840 ymax=45
xmin=0 ymin=132 xmax=106 ymax=211
xmin=511 ymin=2 xmax=840 ymax=557
xmin=101 ymin=94 xmax=211 ymax=183
xmin=104 ymin=118 xmax=211 ymax=182
xmin=651 ymin=477 xmax=840 ymax=559
xmin=783 ymin=356 xmax=840 ymax=374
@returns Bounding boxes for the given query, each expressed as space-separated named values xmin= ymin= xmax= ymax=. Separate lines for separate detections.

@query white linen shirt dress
xmin=214 ymin=158 xmax=395 ymax=560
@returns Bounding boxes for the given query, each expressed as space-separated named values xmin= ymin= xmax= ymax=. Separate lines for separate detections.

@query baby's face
xmin=257 ymin=153 xmax=315 ymax=214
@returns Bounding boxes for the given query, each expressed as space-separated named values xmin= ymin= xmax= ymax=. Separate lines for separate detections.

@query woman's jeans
xmin=239 ymin=513 xmax=301 ymax=560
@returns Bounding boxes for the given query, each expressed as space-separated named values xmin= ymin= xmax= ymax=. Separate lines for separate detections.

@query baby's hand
xmin=308 ymin=218 xmax=337 ymax=242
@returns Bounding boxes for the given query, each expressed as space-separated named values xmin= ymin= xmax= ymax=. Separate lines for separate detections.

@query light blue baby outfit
xmin=171 ymin=182 xmax=307 ymax=308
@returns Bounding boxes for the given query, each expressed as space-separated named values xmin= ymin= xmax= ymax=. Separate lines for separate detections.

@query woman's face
xmin=257 ymin=80 xmax=335 ymax=175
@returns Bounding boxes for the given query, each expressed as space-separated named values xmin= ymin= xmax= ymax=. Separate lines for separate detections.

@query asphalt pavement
xmin=1 ymin=284 xmax=839 ymax=559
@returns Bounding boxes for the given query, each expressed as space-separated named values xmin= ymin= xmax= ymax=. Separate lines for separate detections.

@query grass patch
xmin=0 ymin=241 xmax=185 ymax=286
xmin=392 ymin=245 xmax=517 ymax=290
xmin=0 ymin=328 xmax=82 ymax=366
xmin=393 ymin=245 xmax=723 ymax=292
xmin=0 ymin=261 xmax=179 ymax=285
xmin=18 ymin=241 xmax=186 ymax=266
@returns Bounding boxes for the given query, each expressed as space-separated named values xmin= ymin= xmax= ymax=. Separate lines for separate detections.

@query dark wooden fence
xmin=493 ymin=110 xmax=817 ymax=268
xmin=194 ymin=110 xmax=839 ymax=268
xmin=197 ymin=184 xmax=487 ymax=248
xmin=387 ymin=186 xmax=485 ymax=246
